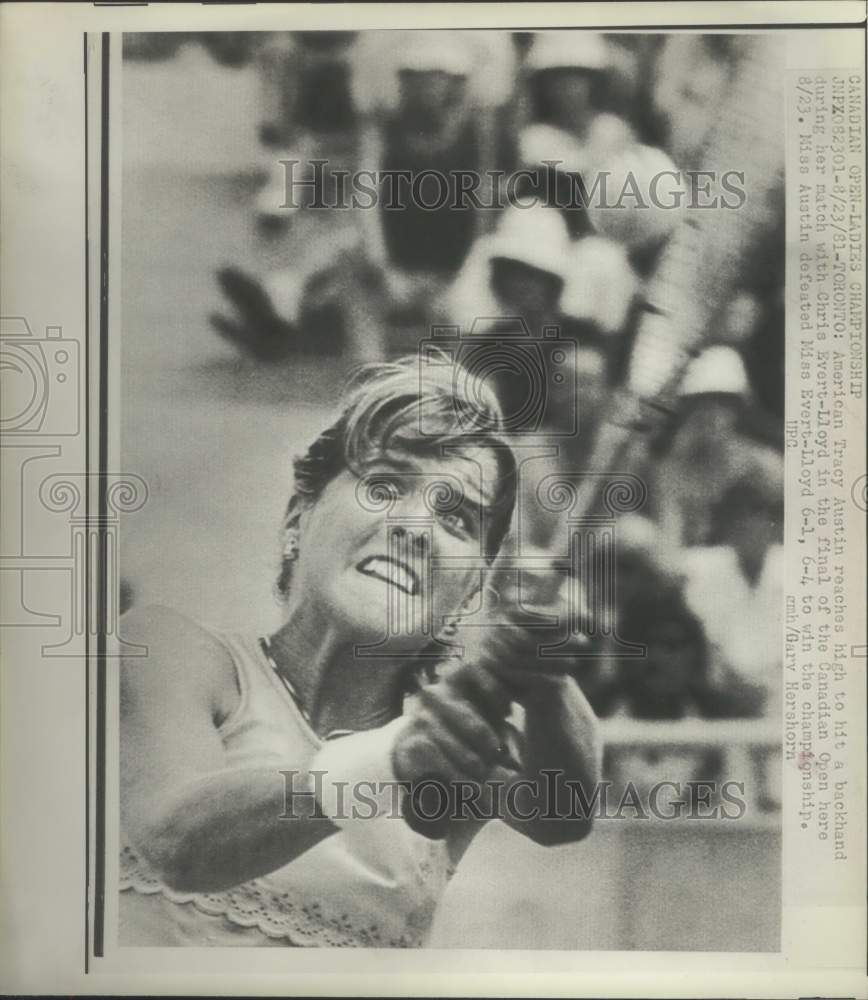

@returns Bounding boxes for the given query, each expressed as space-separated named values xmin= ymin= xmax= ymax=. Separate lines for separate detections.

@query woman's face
xmin=397 ymin=70 xmax=468 ymax=120
xmin=535 ymin=68 xmax=597 ymax=133
xmin=676 ymin=396 xmax=741 ymax=446
xmin=490 ymin=258 xmax=563 ymax=323
xmin=292 ymin=446 xmax=503 ymax=652
xmin=726 ymin=502 xmax=779 ymax=557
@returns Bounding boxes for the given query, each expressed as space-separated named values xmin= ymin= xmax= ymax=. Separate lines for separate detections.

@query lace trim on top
xmin=120 ymin=840 xmax=455 ymax=949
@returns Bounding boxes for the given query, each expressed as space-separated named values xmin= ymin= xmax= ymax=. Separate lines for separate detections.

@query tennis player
xmin=119 ymin=356 xmax=600 ymax=947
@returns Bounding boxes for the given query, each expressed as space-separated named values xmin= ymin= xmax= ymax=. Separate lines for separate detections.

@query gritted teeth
xmin=356 ymin=555 xmax=420 ymax=596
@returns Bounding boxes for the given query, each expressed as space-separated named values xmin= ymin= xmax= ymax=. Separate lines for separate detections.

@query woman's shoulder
xmin=119 ymin=605 xmax=239 ymax=709
xmin=121 ymin=603 xmax=224 ymax=647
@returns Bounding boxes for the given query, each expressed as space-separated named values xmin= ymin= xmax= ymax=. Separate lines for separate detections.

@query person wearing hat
xmin=370 ymin=33 xmax=489 ymax=285
xmin=485 ymin=211 xmax=630 ymax=483
xmin=254 ymin=32 xmax=361 ymax=230
xmin=354 ymin=31 xmax=517 ymax=309
xmin=516 ymin=32 xmax=636 ymax=238
xmin=517 ymin=29 xmax=682 ymax=302
xmin=524 ymin=32 xmax=616 ymax=142
xmin=318 ymin=31 xmax=516 ymax=355
xmin=681 ymin=454 xmax=784 ymax=721
xmin=559 ymin=232 xmax=642 ymax=391
xmin=647 ymin=344 xmax=761 ymax=550
xmin=444 ymin=203 xmax=571 ymax=339
xmin=444 ymin=204 xmax=617 ymax=552
xmin=213 ymin=31 xmax=517 ymax=362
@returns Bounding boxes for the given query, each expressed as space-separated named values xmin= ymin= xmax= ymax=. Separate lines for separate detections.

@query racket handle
xmin=399 ymin=632 xmax=520 ymax=839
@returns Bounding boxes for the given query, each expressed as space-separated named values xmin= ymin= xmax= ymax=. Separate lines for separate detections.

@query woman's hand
xmin=392 ymin=662 xmax=520 ymax=836
xmin=468 ymin=615 xmax=604 ymax=846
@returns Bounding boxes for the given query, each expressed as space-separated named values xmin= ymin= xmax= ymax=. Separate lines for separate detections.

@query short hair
xmin=277 ymin=355 xmax=517 ymax=597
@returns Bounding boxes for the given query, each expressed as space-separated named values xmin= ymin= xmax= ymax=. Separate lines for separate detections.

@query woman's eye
xmin=438 ymin=510 xmax=470 ymax=535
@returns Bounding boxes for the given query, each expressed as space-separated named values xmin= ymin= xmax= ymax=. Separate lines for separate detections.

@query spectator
xmin=650 ymin=345 xmax=756 ymax=549
xmin=598 ymin=580 xmax=710 ymax=720
xmin=601 ymin=34 xmax=669 ymax=145
xmin=523 ymin=32 xmax=630 ymax=149
xmin=517 ymin=32 xmax=634 ymax=237
xmin=583 ymin=143 xmax=685 ymax=261
xmin=517 ymin=33 xmax=683 ymax=279
xmin=681 ymin=457 xmax=784 ymax=719
xmin=444 ymin=203 xmax=571 ymax=337
xmin=601 ymin=572 xmax=713 ymax=805
xmin=446 ymin=204 xmax=610 ymax=551
xmin=216 ymin=32 xmax=519 ymax=362
xmin=255 ymin=32 xmax=360 ymax=229
xmin=560 ymin=233 xmax=641 ymax=385
xmin=347 ymin=31 xmax=517 ymax=339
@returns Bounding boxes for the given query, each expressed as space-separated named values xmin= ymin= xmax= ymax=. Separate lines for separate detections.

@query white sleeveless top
xmin=119 ymin=630 xmax=455 ymax=948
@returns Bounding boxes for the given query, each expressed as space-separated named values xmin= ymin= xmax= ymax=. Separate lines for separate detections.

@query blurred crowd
xmin=126 ymin=31 xmax=786 ymax=737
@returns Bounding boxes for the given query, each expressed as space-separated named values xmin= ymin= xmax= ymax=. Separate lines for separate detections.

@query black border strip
xmin=83 ymin=30 xmax=91 ymax=974
xmin=93 ymin=30 xmax=111 ymax=961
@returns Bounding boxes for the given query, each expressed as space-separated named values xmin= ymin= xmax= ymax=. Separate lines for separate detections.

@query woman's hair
xmin=277 ymin=355 xmax=518 ymax=597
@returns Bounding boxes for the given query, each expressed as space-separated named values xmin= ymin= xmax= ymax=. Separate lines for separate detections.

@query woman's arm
xmin=458 ymin=620 xmax=603 ymax=847
xmin=399 ymin=649 xmax=602 ymax=855
xmin=494 ymin=666 xmax=603 ymax=846
xmin=120 ymin=606 xmax=338 ymax=894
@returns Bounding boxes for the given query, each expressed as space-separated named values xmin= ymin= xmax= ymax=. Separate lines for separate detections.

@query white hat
xmin=518 ymin=122 xmax=588 ymax=171
xmin=586 ymin=143 xmax=685 ymax=248
xmin=678 ymin=345 xmax=750 ymax=398
xmin=560 ymin=235 xmax=638 ymax=331
xmin=487 ymin=204 xmax=571 ymax=279
xmin=354 ymin=32 xmax=516 ymax=111
xmin=396 ymin=31 xmax=474 ymax=75
xmin=618 ymin=513 xmax=660 ymax=553
xmin=587 ymin=112 xmax=635 ymax=154
xmin=525 ymin=32 xmax=610 ymax=73
xmin=518 ymin=114 xmax=635 ymax=177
